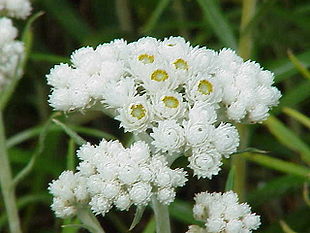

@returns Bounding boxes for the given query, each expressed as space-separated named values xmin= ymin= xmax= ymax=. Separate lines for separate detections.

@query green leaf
xmin=129 ymin=206 xmax=145 ymax=231
xmin=267 ymin=50 xmax=310 ymax=83
xmin=62 ymin=218 xmax=80 ymax=233
xmin=142 ymin=217 xmax=156 ymax=233
xmin=264 ymin=115 xmax=310 ymax=164
xmin=247 ymin=175 xmax=306 ymax=207
xmin=29 ymin=52 xmax=70 ymax=64
xmin=279 ymin=220 xmax=297 ymax=233
xmin=40 ymin=0 xmax=92 ymax=43
xmin=141 ymin=0 xmax=171 ymax=33
xmin=242 ymin=153 xmax=310 ymax=179
xmin=12 ymin=113 xmax=59 ymax=186
xmin=196 ymin=0 xmax=237 ymax=49
xmin=52 ymin=119 xmax=86 ymax=146
xmin=66 ymin=139 xmax=76 ymax=171
xmin=283 ymin=107 xmax=310 ymax=129
xmin=287 ymin=50 xmax=310 ymax=80
xmin=225 ymin=166 xmax=235 ymax=191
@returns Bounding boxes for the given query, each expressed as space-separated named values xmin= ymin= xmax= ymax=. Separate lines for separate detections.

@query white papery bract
xmin=46 ymin=36 xmax=281 ymax=179
xmin=0 ymin=0 xmax=32 ymax=19
xmin=0 ymin=17 xmax=24 ymax=90
xmin=48 ymin=171 xmax=89 ymax=218
xmin=187 ymin=191 xmax=261 ymax=233
xmin=49 ymin=139 xmax=187 ymax=218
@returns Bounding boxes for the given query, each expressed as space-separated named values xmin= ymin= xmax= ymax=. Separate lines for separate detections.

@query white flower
xmin=184 ymin=120 xmax=215 ymax=148
xmin=128 ymin=182 xmax=152 ymax=205
xmin=48 ymin=171 xmax=89 ymax=218
xmin=190 ymin=191 xmax=261 ymax=233
xmin=188 ymin=148 xmax=222 ymax=179
xmin=89 ymin=194 xmax=112 ymax=216
xmin=212 ymin=123 xmax=239 ymax=157
xmin=156 ymin=187 xmax=176 ymax=205
xmin=114 ymin=193 xmax=132 ymax=211
xmin=116 ymin=96 xmax=152 ymax=133
xmin=0 ymin=0 xmax=32 ymax=19
xmin=151 ymin=91 xmax=187 ymax=120
xmin=151 ymin=120 xmax=185 ymax=153
xmin=101 ymin=77 xmax=136 ymax=108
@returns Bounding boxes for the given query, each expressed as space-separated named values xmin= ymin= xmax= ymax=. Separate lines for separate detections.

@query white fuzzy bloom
xmin=0 ymin=0 xmax=32 ymax=19
xmin=0 ymin=18 xmax=24 ymax=90
xmin=188 ymin=148 xmax=222 ymax=179
xmin=151 ymin=120 xmax=185 ymax=154
xmin=49 ymin=139 xmax=187 ymax=218
xmin=190 ymin=191 xmax=261 ymax=233
xmin=48 ymin=171 xmax=89 ymax=218
xmin=116 ymin=96 xmax=152 ymax=133
xmin=212 ymin=123 xmax=239 ymax=158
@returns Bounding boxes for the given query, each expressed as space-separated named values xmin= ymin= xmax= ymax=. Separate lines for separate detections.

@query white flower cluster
xmin=0 ymin=0 xmax=32 ymax=19
xmin=187 ymin=191 xmax=261 ymax=233
xmin=49 ymin=139 xmax=187 ymax=218
xmin=46 ymin=36 xmax=280 ymax=179
xmin=48 ymin=171 xmax=89 ymax=218
xmin=0 ymin=17 xmax=24 ymax=90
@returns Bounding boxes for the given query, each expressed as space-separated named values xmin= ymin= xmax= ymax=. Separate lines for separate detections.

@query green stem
xmin=0 ymin=112 xmax=22 ymax=233
xmin=233 ymin=0 xmax=257 ymax=201
xmin=77 ymin=208 xmax=105 ymax=233
xmin=151 ymin=196 xmax=171 ymax=233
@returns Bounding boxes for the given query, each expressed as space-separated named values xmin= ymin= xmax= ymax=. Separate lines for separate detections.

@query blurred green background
xmin=1 ymin=0 xmax=310 ymax=232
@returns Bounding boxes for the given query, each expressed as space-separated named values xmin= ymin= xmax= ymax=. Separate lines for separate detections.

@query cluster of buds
xmin=49 ymin=139 xmax=187 ymax=218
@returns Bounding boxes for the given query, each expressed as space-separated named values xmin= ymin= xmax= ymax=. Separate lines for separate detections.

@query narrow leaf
xmin=141 ymin=0 xmax=170 ymax=33
xmin=196 ymin=0 xmax=237 ymax=49
xmin=225 ymin=166 xmax=235 ymax=191
xmin=52 ymin=119 xmax=86 ymax=146
xmin=129 ymin=206 xmax=145 ymax=231
xmin=66 ymin=139 xmax=76 ymax=171
xmin=242 ymin=153 xmax=310 ymax=179
xmin=142 ymin=217 xmax=156 ymax=233
xmin=283 ymin=107 xmax=310 ymax=129
xmin=264 ymin=115 xmax=310 ymax=164
xmin=287 ymin=50 xmax=310 ymax=80
xmin=279 ymin=220 xmax=297 ymax=233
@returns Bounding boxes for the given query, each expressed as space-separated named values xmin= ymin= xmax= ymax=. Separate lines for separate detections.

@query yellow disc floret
xmin=130 ymin=104 xmax=146 ymax=120
xmin=151 ymin=69 xmax=169 ymax=82
xmin=198 ymin=80 xmax=213 ymax=95
xmin=138 ymin=54 xmax=155 ymax=64
xmin=173 ymin=58 xmax=189 ymax=70
xmin=162 ymin=96 xmax=179 ymax=108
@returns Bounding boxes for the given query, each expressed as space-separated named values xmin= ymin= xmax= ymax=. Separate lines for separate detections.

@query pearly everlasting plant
xmin=0 ymin=17 xmax=24 ymax=90
xmin=46 ymin=36 xmax=280 ymax=179
xmin=46 ymin=36 xmax=280 ymax=232
xmin=187 ymin=191 xmax=261 ymax=233
xmin=0 ymin=0 xmax=32 ymax=19
xmin=49 ymin=139 xmax=187 ymax=217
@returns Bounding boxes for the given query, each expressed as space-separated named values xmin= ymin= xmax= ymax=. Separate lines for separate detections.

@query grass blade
xmin=264 ymin=115 xmax=310 ymax=164
xmin=287 ymin=50 xmax=310 ymax=80
xmin=225 ymin=166 xmax=235 ymax=191
xmin=52 ymin=119 xmax=86 ymax=146
xmin=242 ymin=153 xmax=310 ymax=179
xmin=196 ymin=0 xmax=237 ymax=49
xmin=283 ymin=107 xmax=310 ymax=129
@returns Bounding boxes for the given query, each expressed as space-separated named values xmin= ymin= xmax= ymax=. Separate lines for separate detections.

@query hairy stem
xmin=233 ymin=0 xmax=257 ymax=201
xmin=151 ymin=196 xmax=171 ymax=233
xmin=77 ymin=207 xmax=105 ymax=233
xmin=0 ymin=111 xmax=22 ymax=233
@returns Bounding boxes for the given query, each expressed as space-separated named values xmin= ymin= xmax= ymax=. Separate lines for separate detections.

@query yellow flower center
xmin=167 ymin=43 xmax=176 ymax=47
xmin=173 ymin=58 xmax=189 ymax=70
xmin=130 ymin=104 xmax=146 ymax=120
xmin=162 ymin=96 xmax=179 ymax=108
xmin=151 ymin=69 xmax=169 ymax=82
xmin=198 ymin=80 xmax=213 ymax=95
xmin=138 ymin=54 xmax=154 ymax=64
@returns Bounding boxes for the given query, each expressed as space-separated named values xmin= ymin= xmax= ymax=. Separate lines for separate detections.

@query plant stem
xmin=232 ymin=0 xmax=256 ymax=201
xmin=0 ymin=111 xmax=22 ymax=233
xmin=151 ymin=196 xmax=171 ymax=233
xmin=77 ymin=207 xmax=105 ymax=233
